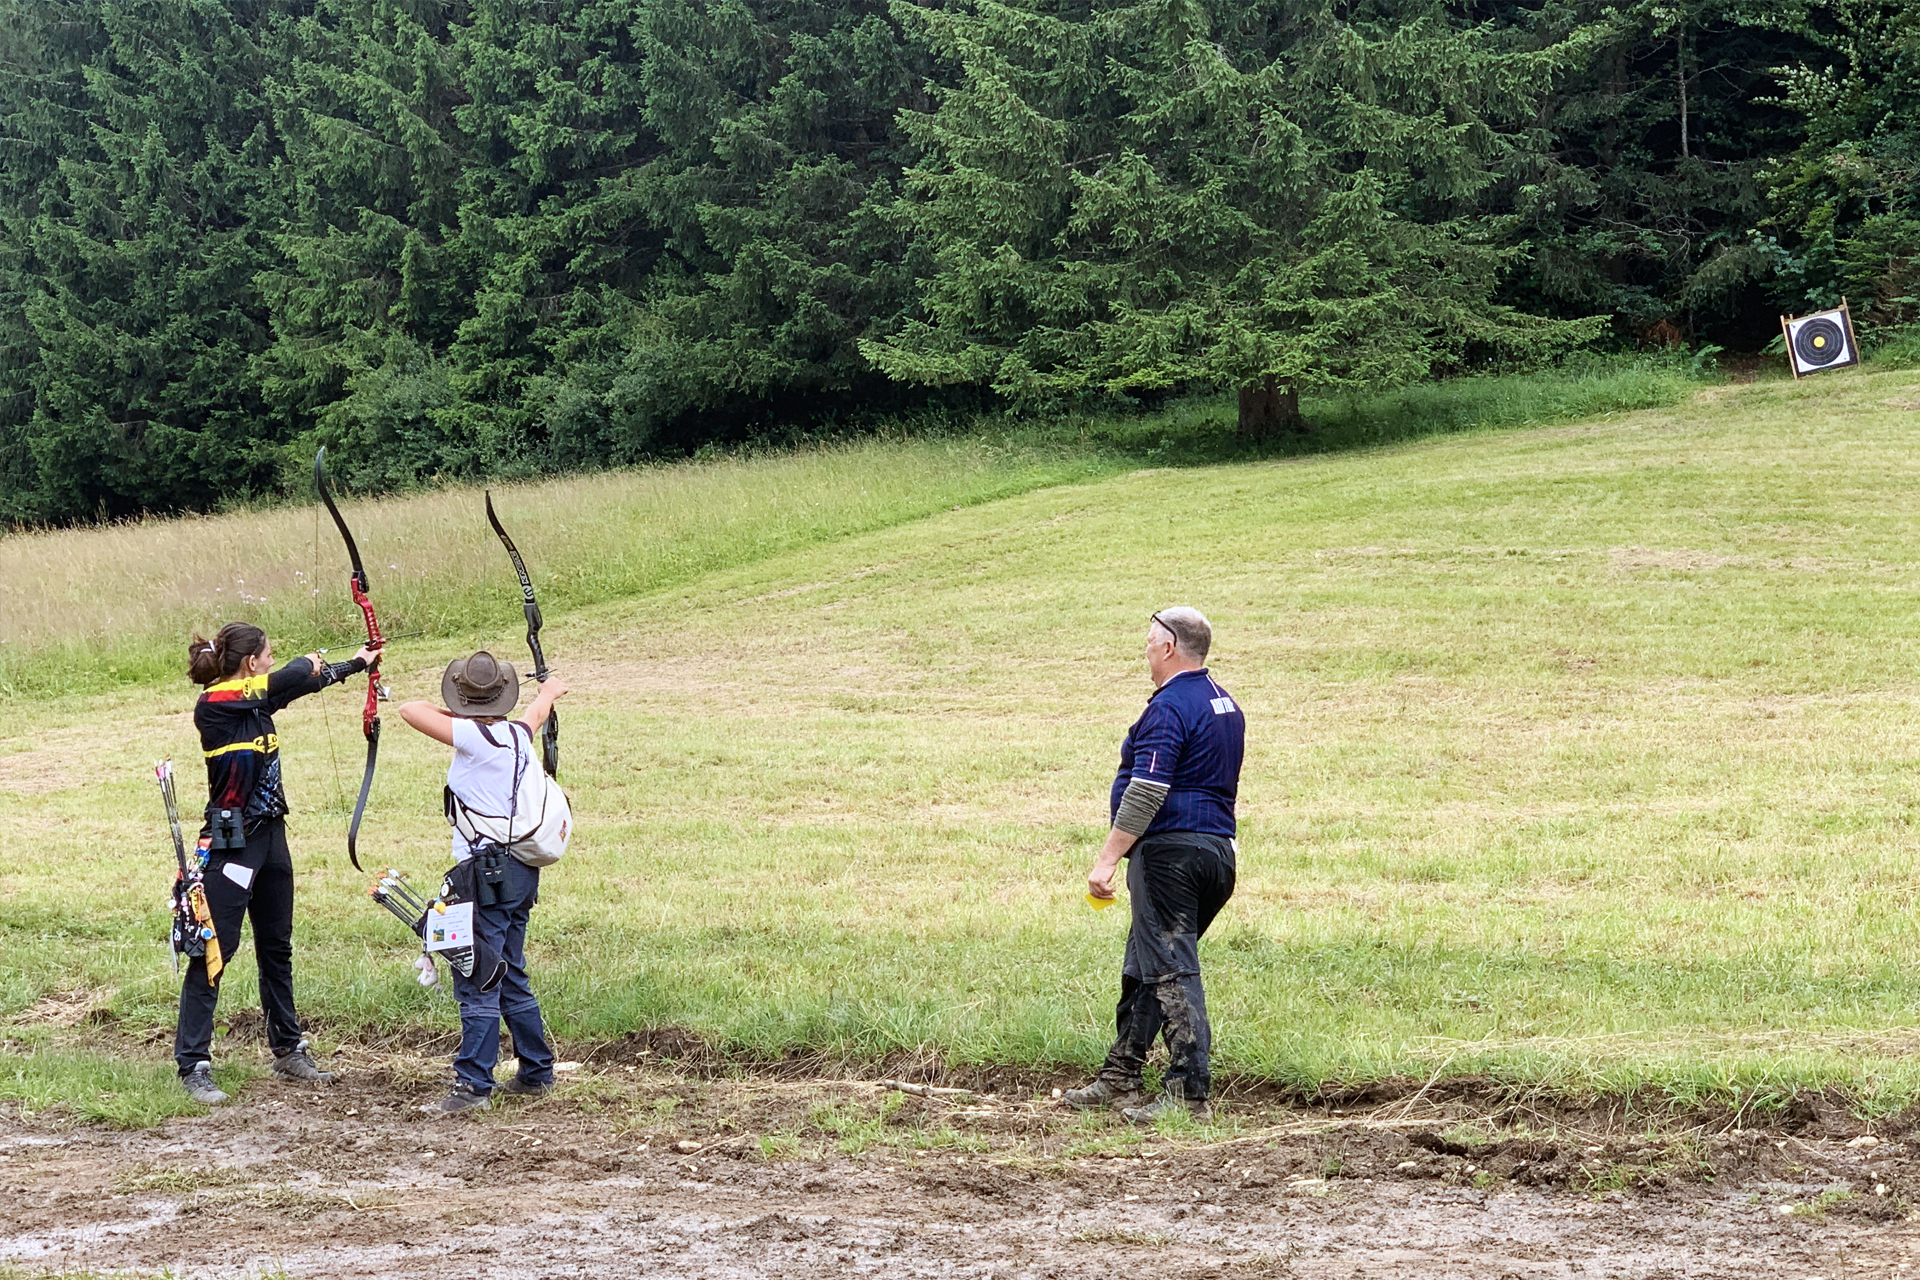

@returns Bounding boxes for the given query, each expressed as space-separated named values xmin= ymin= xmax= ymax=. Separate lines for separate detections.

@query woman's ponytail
xmin=187 ymin=622 xmax=267 ymax=687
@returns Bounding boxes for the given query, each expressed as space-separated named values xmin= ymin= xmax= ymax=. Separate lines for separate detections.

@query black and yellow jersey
xmin=195 ymin=657 xmax=362 ymax=833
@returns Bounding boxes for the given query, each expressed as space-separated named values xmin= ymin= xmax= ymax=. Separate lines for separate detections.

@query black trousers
xmin=174 ymin=818 xmax=306 ymax=1074
xmin=1098 ymin=833 xmax=1236 ymax=1100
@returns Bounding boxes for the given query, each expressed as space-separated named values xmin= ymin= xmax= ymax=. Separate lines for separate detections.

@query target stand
xmin=1781 ymin=300 xmax=1860 ymax=378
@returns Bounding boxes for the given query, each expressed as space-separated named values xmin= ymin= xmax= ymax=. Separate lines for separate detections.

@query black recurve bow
xmin=485 ymin=490 xmax=558 ymax=778
xmin=315 ymin=447 xmax=387 ymax=871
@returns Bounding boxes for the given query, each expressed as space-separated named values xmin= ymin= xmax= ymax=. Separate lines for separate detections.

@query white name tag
xmin=1210 ymin=696 xmax=1236 ymax=715
xmin=424 ymin=901 xmax=476 ymax=953
xmin=220 ymin=861 xmax=255 ymax=891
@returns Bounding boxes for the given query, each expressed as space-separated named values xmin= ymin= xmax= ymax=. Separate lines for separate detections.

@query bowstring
xmin=315 ymin=498 xmax=345 ymax=812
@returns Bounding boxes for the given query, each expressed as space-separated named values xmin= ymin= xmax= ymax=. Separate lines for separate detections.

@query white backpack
xmin=444 ymin=721 xmax=573 ymax=867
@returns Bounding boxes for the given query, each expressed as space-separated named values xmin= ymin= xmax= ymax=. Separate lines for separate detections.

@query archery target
xmin=1784 ymin=307 xmax=1858 ymax=376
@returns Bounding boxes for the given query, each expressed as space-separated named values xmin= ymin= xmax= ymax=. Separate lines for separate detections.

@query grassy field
xmin=10 ymin=359 xmax=1920 ymax=1126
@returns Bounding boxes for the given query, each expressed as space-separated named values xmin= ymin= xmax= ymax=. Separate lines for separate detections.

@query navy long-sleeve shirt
xmin=1109 ymin=668 xmax=1245 ymax=839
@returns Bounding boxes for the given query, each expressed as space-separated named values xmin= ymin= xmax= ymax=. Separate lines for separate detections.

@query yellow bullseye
xmin=1813 ymin=335 xmax=1827 ymax=348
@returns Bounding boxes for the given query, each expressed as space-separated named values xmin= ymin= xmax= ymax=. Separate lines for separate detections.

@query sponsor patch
xmin=1210 ymin=696 xmax=1237 ymax=715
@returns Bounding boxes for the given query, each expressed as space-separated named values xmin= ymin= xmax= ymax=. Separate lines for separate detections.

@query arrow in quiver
xmin=1781 ymin=302 xmax=1861 ymax=378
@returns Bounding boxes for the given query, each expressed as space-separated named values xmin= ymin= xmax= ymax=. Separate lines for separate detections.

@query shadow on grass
xmin=1055 ymin=358 xmax=1712 ymax=469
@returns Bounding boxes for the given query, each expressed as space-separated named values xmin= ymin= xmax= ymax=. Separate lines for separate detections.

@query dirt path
xmin=3 ymin=1057 xmax=1917 ymax=1279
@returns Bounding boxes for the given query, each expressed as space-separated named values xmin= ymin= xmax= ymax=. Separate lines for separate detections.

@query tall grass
xmin=1868 ymin=326 xmax=1920 ymax=369
xmin=1075 ymin=358 xmax=1706 ymax=463
xmin=0 ymin=436 xmax=1111 ymax=699
xmin=0 ymin=362 xmax=1699 ymax=702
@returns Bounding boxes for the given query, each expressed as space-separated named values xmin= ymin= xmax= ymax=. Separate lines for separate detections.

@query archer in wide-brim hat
xmin=441 ymin=651 xmax=520 ymax=718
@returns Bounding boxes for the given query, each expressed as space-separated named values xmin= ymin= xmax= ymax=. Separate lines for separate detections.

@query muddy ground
xmin=4 ymin=1043 xmax=1919 ymax=1279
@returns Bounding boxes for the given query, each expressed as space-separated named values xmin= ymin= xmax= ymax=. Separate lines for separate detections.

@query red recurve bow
xmin=315 ymin=447 xmax=387 ymax=872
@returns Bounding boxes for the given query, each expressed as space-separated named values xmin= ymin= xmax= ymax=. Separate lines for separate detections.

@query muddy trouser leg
xmin=246 ymin=822 xmax=305 ymax=1058
xmin=1130 ymin=836 xmax=1237 ymax=1102
xmin=173 ymin=846 xmax=261 ymax=1075
xmin=1095 ymin=847 xmax=1171 ymax=1088
xmin=495 ymin=859 xmax=554 ymax=1087
xmin=1097 ymin=973 xmax=1163 ymax=1090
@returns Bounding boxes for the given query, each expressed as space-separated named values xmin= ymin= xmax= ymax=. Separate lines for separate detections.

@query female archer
xmin=176 ymin=622 xmax=379 ymax=1106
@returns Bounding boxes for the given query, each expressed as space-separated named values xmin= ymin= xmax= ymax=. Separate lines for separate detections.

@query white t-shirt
xmin=447 ymin=718 xmax=542 ymax=861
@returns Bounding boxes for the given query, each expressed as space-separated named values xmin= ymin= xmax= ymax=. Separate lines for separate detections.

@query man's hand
xmin=1086 ymin=826 xmax=1136 ymax=900
xmin=1087 ymin=863 xmax=1119 ymax=900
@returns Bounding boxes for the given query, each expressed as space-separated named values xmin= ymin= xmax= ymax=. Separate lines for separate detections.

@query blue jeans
xmin=449 ymin=855 xmax=554 ymax=1093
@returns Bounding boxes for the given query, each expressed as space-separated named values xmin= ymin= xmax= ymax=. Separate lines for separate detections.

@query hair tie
xmin=202 ymin=645 xmax=215 ymax=655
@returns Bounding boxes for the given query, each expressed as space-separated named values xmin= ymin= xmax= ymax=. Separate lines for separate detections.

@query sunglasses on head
xmin=1150 ymin=613 xmax=1178 ymax=647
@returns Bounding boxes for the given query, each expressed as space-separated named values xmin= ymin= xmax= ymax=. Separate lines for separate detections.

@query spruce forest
xmin=0 ymin=0 xmax=1912 ymax=525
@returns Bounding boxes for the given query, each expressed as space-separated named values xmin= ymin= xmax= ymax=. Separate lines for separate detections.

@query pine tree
xmin=1501 ymin=0 xmax=1820 ymax=346
xmin=1763 ymin=0 xmax=1919 ymax=327
xmin=568 ymin=0 xmax=931 ymax=454
xmin=0 ymin=0 xmax=286 ymax=521
xmin=863 ymin=0 xmax=1606 ymax=434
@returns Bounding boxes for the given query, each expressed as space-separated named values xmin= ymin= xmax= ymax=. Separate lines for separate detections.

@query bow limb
xmin=316 ymin=447 xmax=386 ymax=871
xmin=485 ymin=490 xmax=559 ymax=778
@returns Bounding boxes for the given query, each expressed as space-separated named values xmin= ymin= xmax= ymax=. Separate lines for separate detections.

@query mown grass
xmin=22 ymin=358 xmax=1920 ymax=1127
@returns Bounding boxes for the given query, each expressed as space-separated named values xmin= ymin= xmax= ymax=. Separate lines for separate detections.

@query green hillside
xmin=7 ymin=363 xmax=1920 ymax=1124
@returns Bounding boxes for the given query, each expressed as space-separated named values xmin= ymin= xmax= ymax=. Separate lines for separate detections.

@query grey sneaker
xmin=181 ymin=1064 xmax=231 ymax=1106
xmin=439 ymin=1083 xmax=491 ymax=1114
xmin=271 ymin=1042 xmax=337 ymax=1084
xmin=497 ymin=1075 xmax=552 ymax=1099
xmin=1121 ymin=1091 xmax=1212 ymax=1125
xmin=1060 ymin=1078 xmax=1145 ymax=1111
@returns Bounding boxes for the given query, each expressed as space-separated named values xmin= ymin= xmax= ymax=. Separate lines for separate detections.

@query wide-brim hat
xmin=442 ymin=651 xmax=519 ymax=718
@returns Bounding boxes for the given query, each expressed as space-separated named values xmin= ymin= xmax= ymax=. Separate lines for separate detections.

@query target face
xmin=1794 ymin=317 xmax=1844 ymax=366
xmin=1784 ymin=307 xmax=1858 ymax=376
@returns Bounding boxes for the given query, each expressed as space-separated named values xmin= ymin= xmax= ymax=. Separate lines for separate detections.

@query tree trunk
xmin=1676 ymin=30 xmax=1689 ymax=160
xmin=1237 ymin=375 xmax=1303 ymax=438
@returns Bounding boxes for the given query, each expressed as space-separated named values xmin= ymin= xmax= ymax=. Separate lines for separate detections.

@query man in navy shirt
xmin=1066 ymin=606 xmax=1244 ymax=1123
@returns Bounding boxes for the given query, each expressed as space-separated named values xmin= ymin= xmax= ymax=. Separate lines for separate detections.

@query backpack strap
xmin=446 ymin=720 xmax=530 ymax=852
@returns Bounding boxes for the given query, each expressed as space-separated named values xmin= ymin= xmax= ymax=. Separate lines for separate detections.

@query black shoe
xmin=497 ymin=1075 xmax=552 ymax=1099
xmin=1060 ymin=1078 xmax=1145 ymax=1111
xmin=181 ymin=1063 xmax=230 ymax=1106
xmin=1121 ymin=1090 xmax=1212 ymax=1124
xmin=439 ymin=1083 xmax=491 ymax=1114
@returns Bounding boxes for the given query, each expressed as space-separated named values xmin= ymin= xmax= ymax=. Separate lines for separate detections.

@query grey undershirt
xmin=1113 ymin=778 xmax=1172 ymax=837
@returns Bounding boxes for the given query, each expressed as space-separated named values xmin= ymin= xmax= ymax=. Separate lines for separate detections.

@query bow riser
xmin=348 ymin=574 xmax=384 ymax=738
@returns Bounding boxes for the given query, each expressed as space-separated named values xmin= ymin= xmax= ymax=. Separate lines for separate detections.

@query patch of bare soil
xmin=3 ymin=1058 xmax=1918 ymax=1280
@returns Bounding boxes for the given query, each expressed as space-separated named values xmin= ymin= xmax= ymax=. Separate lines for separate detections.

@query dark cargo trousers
xmin=1097 ymin=833 xmax=1236 ymax=1101
xmin=174 ymin=818 xmax=307 ymax=1074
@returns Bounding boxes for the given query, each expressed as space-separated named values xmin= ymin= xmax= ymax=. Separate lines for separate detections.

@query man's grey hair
xmin=1151 ymin=606 xmax=1212 ymax=662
